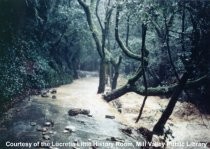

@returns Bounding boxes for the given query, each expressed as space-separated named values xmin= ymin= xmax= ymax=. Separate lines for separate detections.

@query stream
xmin=0 ymin=77 xmax=144 ymax=149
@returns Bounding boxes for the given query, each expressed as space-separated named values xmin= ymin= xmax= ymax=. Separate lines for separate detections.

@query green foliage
xmin=0 ymin=0 xmax=91 ymax=104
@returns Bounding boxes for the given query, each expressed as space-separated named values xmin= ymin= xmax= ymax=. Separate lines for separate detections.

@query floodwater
xmin=115 ymin=78 xmax=210 ymax=149
xmin=1 ymin=76 xmax=209 ymax=149
xmin=0 ymin=77 xmax=144 ymax=149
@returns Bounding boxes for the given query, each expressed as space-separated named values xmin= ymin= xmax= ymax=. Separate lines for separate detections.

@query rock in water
xmin=51 ymin=89 xmax=57 ymax=94
xmin=137 ymin=127 xmax=153 ymax=141
xmin=63 ymin=130 xmax=69 ymax=133
xmin=68 ymin=108 xmax=81 ymax=116
xmin=43 ymin=135 xmax=50 ymax=140
xmin=37 ymin=126 xmax=48 ymax=132
xmin=105 ymin=115 xmax=115 ymax=119
xmin=44 ymin=122 xmax=52 ymax=127
xmin=68 ymin=108 xmax=90 ymax=116
xmin=49 ymin=147 xmax=59 ymax=149
xmin=118 ymin=108 xmax=122 ymax=113
xmin=41 ymin=91 xmax=49 ymax=98
xmin=81 ymin=109 xmax=90 ymax=115
xmin=111 ymin=137 xmax=117 ymax=141
xmin=73 ymin=139 xmax=78 ymax=143
xmin=52 ymin=95 xmax=56 ymax=99
xmin=48 ymin=130 xmax=55 ymax=134
xmin=30 ymin=122 xmax=36 ymax=126
xmin=36 ymin=126 xmax=42 ymax=131
xmin=65 ymin=125 xmax=76 ymax=132
xmin=42 ymin=127 xmax=48 ymax=132
xmin=107 ymin=137 xmax=124 ymax=142
xmin=121 ymin=127 xmax=132 ymax=135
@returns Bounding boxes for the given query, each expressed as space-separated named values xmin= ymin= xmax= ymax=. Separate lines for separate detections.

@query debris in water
xmin=44 ymin=121 xmax=52 ymax=127
xmin=73 ymin=139 xmax=78 ymax=143
xmin=118 ymin=108 xmax=122 ymax=113
xmin=49 ymin=147 xmax=59 ymax=149
xmin=30 ymin=122 xmax=36 ymax=126
xmin=105 ymin=115 xmax=115 ymax=119
xmin=48 ymin=130 xmax=55 ymax=134
xmin=51 ymin=89 xmax=57 ymax=94
xmin=43 ymin=134 xmax=50 ymax=140
xmin=37 ymin=126 xmax=48 ymax=132
xmin=120 ymin=127 xmax=132 ymax=135
xmin=41 ymin=92 xmax=49 ymax=98
xmin=68 ymin=108 xmax=90 ymax=116
xmin=65 ymin=125 xmax=76 ymax=132
xmin=137 ymin=127 xmax=153 ymax=141
xmin=63 ymin=130 xmax=69 ymax=133
xmin=107 ymin=137 xmax=124 ymax=142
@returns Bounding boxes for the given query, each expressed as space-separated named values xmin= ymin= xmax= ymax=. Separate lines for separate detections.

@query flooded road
xmin=0 ymin=77 xmax=144 ymax=149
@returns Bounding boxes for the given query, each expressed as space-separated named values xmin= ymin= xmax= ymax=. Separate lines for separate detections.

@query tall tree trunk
xmin=111 ymin=71 xmax=119 ymax=90
xmin=111 ymin=57 xmax=122 ymax=90
xmin=181 ymin=0 xmax=186 ymax=55
xmin=77 ymin=0 xmax=105 ymax=93
xmin=98 ymin=59 xmax=106 ymax=93
xmin=109 ymin=62 xmax=113 ymax=87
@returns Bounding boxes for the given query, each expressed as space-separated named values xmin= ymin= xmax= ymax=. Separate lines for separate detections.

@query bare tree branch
xmin=95 ymin=0 xmax=104 ymax=31
xmin=136 ymin=24 xmax=148 ymax=123
xmin=77 ymin=0 xmax=103 ymax=58
xmin=115 ymin=6 xmax=141 ymax=61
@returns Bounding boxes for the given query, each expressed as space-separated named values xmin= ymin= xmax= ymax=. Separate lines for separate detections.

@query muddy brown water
xmin=0 ymin=77 xmax=144 ymax=149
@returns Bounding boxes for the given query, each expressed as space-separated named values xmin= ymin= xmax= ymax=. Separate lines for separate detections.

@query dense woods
xmin=0 ymin=0 xmax=210 ymax=146
xmin=0 ymin=0 xmax=96 ymax=109
xmin=76 ymin=0 xmax=210 ymax=134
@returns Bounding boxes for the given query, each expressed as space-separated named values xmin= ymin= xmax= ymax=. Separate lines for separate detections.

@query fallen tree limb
xmin=115 ymin=5 xmax=141 ymax=61
xmin=103 ymin=75 xmax=208 ymax=102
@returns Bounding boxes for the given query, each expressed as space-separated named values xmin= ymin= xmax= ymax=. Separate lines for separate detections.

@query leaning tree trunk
xmin=153 ymin=72 xmax=190 ymax=135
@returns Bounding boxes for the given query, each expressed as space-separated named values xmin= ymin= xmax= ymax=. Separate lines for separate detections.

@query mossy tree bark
xmin=98 ymin=59 xmax=106 ymax=93
xmin=104 ymin=74 xmax=208 ymax=102
xmin=78 ymin=0 xmax=121 ymax=93
xmin=111 ymin=56 xmax=122 ymax=90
